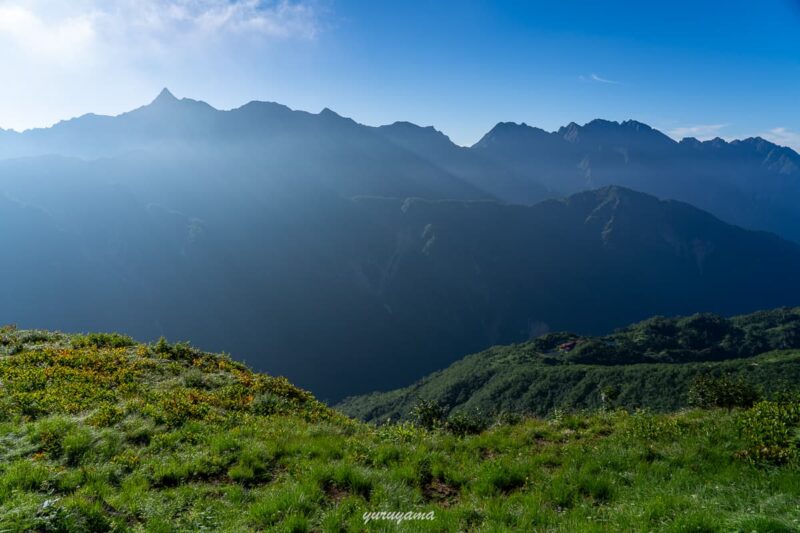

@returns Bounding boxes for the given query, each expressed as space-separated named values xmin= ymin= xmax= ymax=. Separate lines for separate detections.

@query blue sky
xmin=0 ymin=0 xmax=798 ymax=148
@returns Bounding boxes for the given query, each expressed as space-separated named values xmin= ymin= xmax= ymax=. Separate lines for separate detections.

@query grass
xmin=0 ymin=327 xmax=799 ymax=531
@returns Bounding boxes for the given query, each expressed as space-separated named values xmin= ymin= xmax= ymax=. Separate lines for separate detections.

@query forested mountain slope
xmin=338 ymin=308 xmax=800 ymax=421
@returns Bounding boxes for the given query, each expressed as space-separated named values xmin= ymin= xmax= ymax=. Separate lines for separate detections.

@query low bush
xmin=152 ymin=337 xmax=197 ymax=361
xmin=688 ymin=373 xmax=760 ymax=410
xmin=738 ymin=398 xmax=800 ymax=464
xmin=627 ymin=410 xmax=685 ymax=441
xmin=251 ymin=392 xmax=291 ymax=416
xmin=410 ymin=399 xmax=446 ymax=430
xmin=71 ymin=332 xmax=135 ymax=349
xmin=445 ymin=410 xmax=488 ymax=436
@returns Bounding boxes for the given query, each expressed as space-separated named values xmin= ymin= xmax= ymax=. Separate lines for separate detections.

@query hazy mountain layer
xmin=2 ymin=92 xmax=799 ymax=240
xmin=471 ymin=119 xmax=800 ymax=241
xmin=2 ymin=163 xmax=800 ymax=400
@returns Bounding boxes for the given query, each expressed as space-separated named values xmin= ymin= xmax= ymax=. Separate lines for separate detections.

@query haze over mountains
xmin=4 ymin=89 xmax=799 ymax=241
xmin=2 ymin=91 xmax=800 ymax=400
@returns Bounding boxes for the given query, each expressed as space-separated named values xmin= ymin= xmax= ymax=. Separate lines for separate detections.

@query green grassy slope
xmin=1 ymin=326 xmax=799 ymax=532
xmin=337 ymin=308 xmax=800 ymax=422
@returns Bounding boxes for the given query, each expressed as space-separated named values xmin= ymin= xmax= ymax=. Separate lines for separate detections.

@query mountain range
xmin=3 ymin=89 xmax=799 ymax=241
xmin=2 ymin=91 xmax=800 ymax=400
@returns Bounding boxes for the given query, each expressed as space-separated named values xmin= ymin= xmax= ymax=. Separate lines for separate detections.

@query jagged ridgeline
xmin=1 ymin=325 xmax=799 ymax=531
xmin=337 ymin=308 xmax=800 ymax=422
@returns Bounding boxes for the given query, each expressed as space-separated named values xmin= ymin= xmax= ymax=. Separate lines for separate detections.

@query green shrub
xmin=71 ymin=333 xmax=135 ymax=349
xmin=600 ymin=385 xmax=620 ymax=407
xmin=87 ymin=404 xmax=124 ymax=427
xmin=30 ymin=416 xmax=76 ymax=456
xmin=688 ymin=374 xmax=760 ymax=410
xmin=6 ymin=342 xmax=24 ymax=355
xmin=410 ymin=399 xmax=446 ymax=430
xmin=375 ymin=421 xmax=424 ymax=443
xmin=182 ymin=368 xmax=207 ymax=389
xmin=3 ymin=322 xmax=800 ymax=531
xmin=251 ymin=392 xmax=291 ymax=416
xmin=494 ymin=411 xmax=523 ymax=426
xmin=445 ymin=410 xmax=487 ymax=436
xmin=738 ymin=399 xmax=800 ymax=464
xmin=17 ymin=331 xmax=55 ymax=345
xmin=170 ymin=342 xmax=196 ymax=361
xmin=145 ymin=390 xmax=212 ymax=426
xmin=151 ymin=337 xmax=196 ymax=361
xmin=627 ymin=410 xmax=685 ymax=441
xmin=153 ymin=336 xmax=171 ymax=355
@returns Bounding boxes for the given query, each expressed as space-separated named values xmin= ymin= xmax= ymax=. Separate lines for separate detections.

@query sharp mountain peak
xmin=152 ymin=88 xmax=179 ymax=105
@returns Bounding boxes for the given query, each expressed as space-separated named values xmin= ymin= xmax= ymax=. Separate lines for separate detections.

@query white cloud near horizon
xmin=759 ymin=127 xmax=800 ymax=152
xmin=579 ymin=73 xmax=619 ymax=84
xmin=664 ymin=124 xmax=800 ymax=152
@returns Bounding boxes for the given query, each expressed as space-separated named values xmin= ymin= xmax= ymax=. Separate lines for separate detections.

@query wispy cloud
xmin=759 ymin=127 xmax=800 ymax=152
xmin=579 ymin=73 xmax=619 ymax=84
xmin=116 ymin=0 xmax=321 ymax=40
xmin=667 ymin=124 xmax=729 ymax=140
xmin=0 ymin=4 xmax=97 ymax=64
xmin=0 ymin=0 xmax=321 ymax=65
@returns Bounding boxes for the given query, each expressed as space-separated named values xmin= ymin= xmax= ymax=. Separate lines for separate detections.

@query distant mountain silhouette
xmin=2 ymin=91 xmax=799 ymax=241
xmin=0 ymin=90 xmax=490 ymax=203
xmin=473 ymin=119 xmax=800 ymax=241
xmin=374 ymin=121 xmax=549 ymax=203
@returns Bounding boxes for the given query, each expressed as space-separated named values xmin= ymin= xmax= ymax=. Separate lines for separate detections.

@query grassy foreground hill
xmin=338 ymin=308 xmax=800 ymax=423
xmin=1 ymin=326 xmax=800 ymax=531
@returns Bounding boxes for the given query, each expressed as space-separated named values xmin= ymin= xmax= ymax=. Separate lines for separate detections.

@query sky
xmin=0 ymin=0 xmax=798 ymax=148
